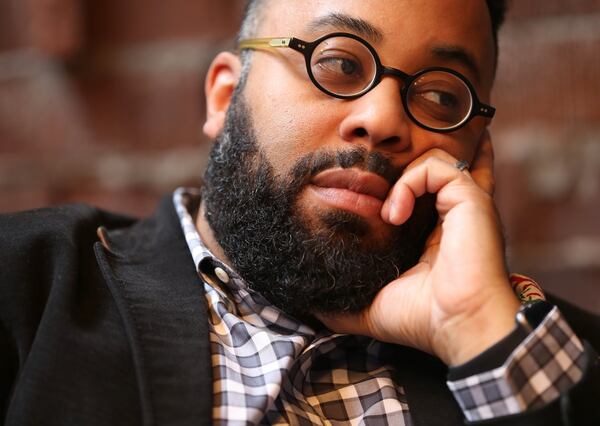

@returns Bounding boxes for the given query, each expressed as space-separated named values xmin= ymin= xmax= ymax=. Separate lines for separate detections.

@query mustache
xmin=290 ymin=147 xmax=402 ymax=187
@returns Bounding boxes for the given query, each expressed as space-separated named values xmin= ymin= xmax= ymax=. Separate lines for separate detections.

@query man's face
xmin=242 ymin=0 xmax=496 ymax=245
xmin=202 ymin=0 xmax=496 ymax=318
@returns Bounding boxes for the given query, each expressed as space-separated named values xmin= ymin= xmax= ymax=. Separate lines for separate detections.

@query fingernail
xmin=390 ymin=203 xmax=399 ymax=224
xmin=381 ymin=201 xmax=389 ymax=221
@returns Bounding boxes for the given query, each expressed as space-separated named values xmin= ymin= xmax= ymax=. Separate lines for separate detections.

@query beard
xmin=201 ymin=91 xmax=437 ymax=320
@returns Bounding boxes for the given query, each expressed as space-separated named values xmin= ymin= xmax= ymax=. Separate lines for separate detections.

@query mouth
xmin=308 ymin=168 xmax=392 ymax=219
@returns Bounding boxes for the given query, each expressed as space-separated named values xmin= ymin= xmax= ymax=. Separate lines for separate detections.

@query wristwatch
xmin=515 ymin=300 xmax=554 ymax=334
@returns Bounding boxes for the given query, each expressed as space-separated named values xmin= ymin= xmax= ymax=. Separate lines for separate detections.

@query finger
xmin=469 ymin=130 xmax=495 ymax=195
xmin=383 ymin=156 xmax=474 ymax=225
xmin=402 ymin=147 xmax=461 ymax=174
xmin=315 ymin=312 xmax=371 ymax=336
xmin=381 ymin=180 xmax=415 ymax=226
xmin=381 ymin=148 xmax=461 ymax=224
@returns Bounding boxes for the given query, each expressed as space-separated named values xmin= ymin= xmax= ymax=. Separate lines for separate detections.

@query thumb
xmin=315 ymin=311 xmax=372 ymax=336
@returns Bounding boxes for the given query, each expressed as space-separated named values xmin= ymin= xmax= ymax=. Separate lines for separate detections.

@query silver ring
xmin=455 ymin=160 xmax=470 ymax=172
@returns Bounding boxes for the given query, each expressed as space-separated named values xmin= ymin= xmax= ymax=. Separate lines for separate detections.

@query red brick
xmin=496 ymin=167 xmax=600 ymax=242
xmin=0 ymin=1 xmax=30 ymax=50
xmin=71 ymin=68 xmax=209 ymax=150
xmin=508 ymin=0 xmax=600 ymax=20
xmin=0 ymin=188 xmax=52 ymax=213
xmin=0 ymin=73 xmax=90 ymax=154
xmin=83 ymin=0 xmax=245 ymax=49
xmin=27 ymin=0 xmax=84 ymax=57
xmin=494 ymin=38 xmax=600 ymax=126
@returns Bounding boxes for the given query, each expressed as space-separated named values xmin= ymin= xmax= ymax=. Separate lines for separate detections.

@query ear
xmin=203 ymin=51 xmax=242 ymax=139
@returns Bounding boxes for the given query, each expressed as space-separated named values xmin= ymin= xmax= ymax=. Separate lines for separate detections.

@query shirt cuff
xmin=446 ymin=306 xmax=587 ymax=422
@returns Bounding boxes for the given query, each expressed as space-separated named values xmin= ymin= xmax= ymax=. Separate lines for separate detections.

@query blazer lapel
xmin=95 ymin=195 xmax=213 ymax=426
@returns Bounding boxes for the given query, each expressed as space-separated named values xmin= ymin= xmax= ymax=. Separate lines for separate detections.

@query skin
xmin=200 ymin=0 xmax=521 ymax=366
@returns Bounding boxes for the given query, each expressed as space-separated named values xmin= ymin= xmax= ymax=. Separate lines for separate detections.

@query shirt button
xmin=214 ymin=266 xmax=230 ymax=284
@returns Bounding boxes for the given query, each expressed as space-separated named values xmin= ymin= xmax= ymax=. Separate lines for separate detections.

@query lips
xmin=308 ymin=168 xmax=392 ymax=219
xmin=311 ymin=168 xmax=391 ymax=201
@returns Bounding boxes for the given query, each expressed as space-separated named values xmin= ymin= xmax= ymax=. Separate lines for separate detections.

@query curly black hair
xmin=486 ymin=0 xmax=509 ymax=53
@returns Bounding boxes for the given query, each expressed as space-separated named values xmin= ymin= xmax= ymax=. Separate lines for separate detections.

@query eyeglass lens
xmin=310 ymin=35 xmax=474 ymax=130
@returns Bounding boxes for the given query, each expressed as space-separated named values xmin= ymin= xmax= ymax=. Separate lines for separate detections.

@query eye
xmin=309 ymin=36 xmax=377 ymax=96
xmin=406 ymin=70 xmax=474 ymax=128
xmin=417 ymin=90 xmax=459 ymax=108
xmin=314 ymin=55 xmax=363 ymax=79
xmin=408 ymin=79 xmax=471 ymax=124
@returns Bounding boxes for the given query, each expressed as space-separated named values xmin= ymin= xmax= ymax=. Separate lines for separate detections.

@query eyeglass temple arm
xmin=238 ymin=37 xmax=293 ymax=50
xmin=238 ymin=37 xmax=312 ymax=55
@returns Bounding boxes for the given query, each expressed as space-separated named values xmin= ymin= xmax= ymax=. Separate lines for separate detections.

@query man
xmin=1 ymin=1 xmax=599 ymax=425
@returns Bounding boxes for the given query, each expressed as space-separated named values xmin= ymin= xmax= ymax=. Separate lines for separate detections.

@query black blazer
xmin=1 ymin=196 xmax=599 ymax=426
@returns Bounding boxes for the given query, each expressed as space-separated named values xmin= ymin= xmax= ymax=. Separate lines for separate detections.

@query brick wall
xmin=1 ymin=1 xmax=598 ymax=312
xmin=0 ymin=0 xmax=244 ymax=213
xmin=493 ymin=2 xmax=600 ymax=312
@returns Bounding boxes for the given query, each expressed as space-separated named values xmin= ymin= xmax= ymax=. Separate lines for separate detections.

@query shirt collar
xmin=172 ymin=187 xmax=246 ymax=292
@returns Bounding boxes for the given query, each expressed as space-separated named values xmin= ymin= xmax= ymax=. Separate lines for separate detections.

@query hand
xmin=317 ymin=131 xmax=520 ymax=366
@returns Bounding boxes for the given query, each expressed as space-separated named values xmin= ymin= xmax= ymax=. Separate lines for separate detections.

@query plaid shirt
xmin=173 ymin=188 xmax=585 ymax=424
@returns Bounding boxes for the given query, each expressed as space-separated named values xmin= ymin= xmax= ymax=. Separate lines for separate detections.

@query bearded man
xmin=1 ymin=1 xmax=599 ymax=425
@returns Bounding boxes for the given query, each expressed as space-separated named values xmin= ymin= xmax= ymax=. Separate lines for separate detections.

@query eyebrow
xmin=430 ymin=45 xmax=481 ymax=83
xmin=306 ymin=13 xmax=384 ymax=43
xmin=305 ymin=14 xmax=481 ymax=82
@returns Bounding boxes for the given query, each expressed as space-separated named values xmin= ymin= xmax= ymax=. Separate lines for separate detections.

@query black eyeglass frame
xmin=238 ymin=32 xmax=496 ymax=133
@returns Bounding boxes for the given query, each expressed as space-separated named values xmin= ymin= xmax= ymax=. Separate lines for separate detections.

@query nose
xmin=338 ymin=77 xmax=412 ymax=153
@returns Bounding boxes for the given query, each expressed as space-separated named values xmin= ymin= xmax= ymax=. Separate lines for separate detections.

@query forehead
xmin=256 ymin=0 xmax=496 ymax=85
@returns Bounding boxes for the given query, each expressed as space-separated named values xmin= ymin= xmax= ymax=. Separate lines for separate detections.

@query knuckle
xmin=423 ymin=156 xmax=442 ymax=168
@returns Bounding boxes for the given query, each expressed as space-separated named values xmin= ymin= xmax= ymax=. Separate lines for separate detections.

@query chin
xmin=296 ymin=199 xmax=395 ymax=249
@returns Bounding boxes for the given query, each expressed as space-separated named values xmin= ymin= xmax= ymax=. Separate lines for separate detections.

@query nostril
xmin=354 ymin=127 xmax=368 ymax=137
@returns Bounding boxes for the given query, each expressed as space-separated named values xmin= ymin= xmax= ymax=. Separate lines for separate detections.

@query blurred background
xmin=0 ymin=0 xmax=598 ymax=313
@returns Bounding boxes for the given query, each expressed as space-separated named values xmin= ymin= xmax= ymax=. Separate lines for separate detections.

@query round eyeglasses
xmin=238 ymin=32 xmax=495 ymax=133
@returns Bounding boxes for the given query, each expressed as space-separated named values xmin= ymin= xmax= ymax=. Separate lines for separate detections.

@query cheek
xmin=268 ymin=114 xmax=343 ymax=176
xmin=455 ymin=126 xmax=485 ymax=164
xmin=410 ymin=123 xmax=481 ymax=163
xmin=246 ymin=62 xmax=345 ymax=172
xmin=256 ymin=102 xmax=341 ymax=173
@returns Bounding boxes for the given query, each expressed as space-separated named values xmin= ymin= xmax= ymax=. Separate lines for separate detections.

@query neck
xmin=196 ymin=199 xmax=234 ymax=268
